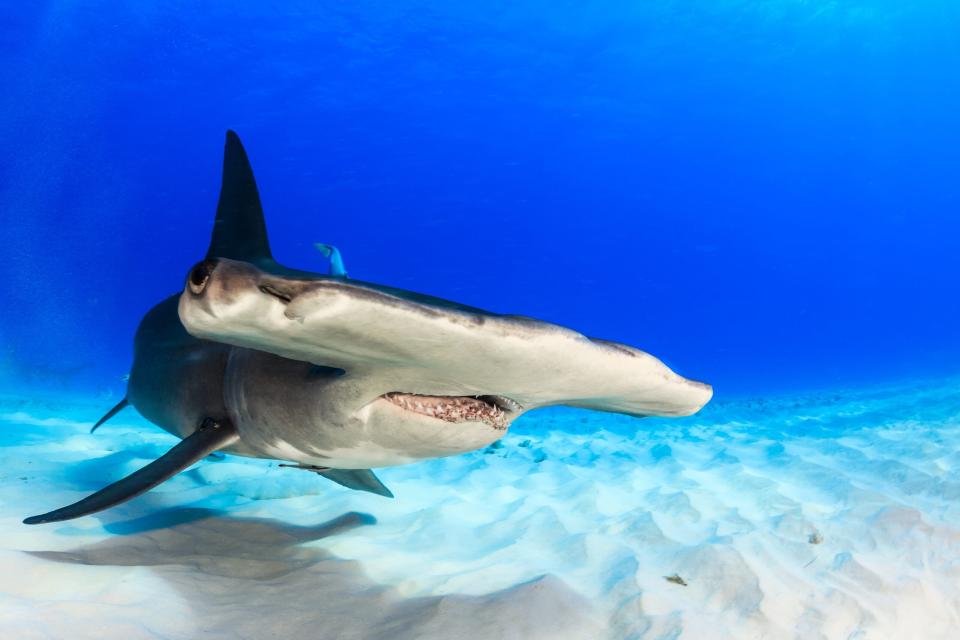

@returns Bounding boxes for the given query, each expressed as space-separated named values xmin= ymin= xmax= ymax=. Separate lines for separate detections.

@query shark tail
xmin=90 ymin=397 xmax=130 ymax=434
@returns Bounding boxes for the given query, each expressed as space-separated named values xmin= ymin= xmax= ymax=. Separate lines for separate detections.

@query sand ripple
xmin=2 ymin=378 xmax=960 ymax=638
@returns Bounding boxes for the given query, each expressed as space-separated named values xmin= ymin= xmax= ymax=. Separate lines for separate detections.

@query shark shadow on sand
xmin=27 ymin=509 xmax=604 ymax=639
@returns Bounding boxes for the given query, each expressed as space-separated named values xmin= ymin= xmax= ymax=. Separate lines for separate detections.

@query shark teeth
xmin=382 ymin=392 xmax=520 ymax=430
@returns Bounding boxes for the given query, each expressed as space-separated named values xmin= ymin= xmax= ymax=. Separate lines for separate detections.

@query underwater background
xmin=3 ymin=2 xmax=959 ymax=396
xmin=2 ymin=3 xmax=960 ymax=639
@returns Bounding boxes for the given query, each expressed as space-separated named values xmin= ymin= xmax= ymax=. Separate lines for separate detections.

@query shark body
xmin=25 ymin=132 xmax=711 ymax=525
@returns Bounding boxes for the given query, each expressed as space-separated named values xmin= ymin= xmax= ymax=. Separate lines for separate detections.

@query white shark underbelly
xmin=222 ymin=348 xmax=511 ymax=468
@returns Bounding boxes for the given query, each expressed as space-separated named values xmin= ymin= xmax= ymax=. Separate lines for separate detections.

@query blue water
xmin=2 ymin=3 xmax=959 ymax=398
xmin=5 ymin=7 xmax=960 ymax=638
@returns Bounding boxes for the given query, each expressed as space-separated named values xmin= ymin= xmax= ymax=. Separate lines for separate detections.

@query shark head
xmin=181 ymin=256 xmax=533 ymax=466
xmin=178 ymin=251 xmax=711 ymax=467
xmin=176 ymin=130 xmax=711 ymax=467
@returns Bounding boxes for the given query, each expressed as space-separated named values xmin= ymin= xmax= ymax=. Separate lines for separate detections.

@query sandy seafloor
xmin=1 ymin=378 xmax=959 ymax=639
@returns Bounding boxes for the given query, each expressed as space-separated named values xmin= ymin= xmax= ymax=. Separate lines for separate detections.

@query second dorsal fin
xmin=206 ymin=130 xmax=274 ymax=264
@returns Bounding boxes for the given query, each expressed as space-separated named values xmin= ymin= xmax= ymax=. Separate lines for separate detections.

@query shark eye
xmin=188 ymin=259 xmax=218 ymax=295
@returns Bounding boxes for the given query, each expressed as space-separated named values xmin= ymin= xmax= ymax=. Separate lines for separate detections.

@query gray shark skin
xmin=178 ymin=257 xmax=713 ymax=472
xmin=24 ymin=131 xmax=711 ymax=525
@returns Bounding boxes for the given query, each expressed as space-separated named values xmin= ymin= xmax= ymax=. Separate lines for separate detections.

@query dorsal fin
xmin=206 ymin=130 xmax=273 ymax=263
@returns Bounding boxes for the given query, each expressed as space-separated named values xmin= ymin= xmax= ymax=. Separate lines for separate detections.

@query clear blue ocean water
xmin=2 ymin=3 xmax=958 ymax=398
xmin=2 ymin=6 xmax=960 ymax=638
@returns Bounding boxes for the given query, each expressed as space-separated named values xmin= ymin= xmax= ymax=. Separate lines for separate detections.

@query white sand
xmin=2 ymin=378 xmax=959 ymax=639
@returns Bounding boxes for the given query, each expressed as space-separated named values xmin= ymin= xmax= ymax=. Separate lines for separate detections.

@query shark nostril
xmin=258 ymin=283 xmax=293 ymax=304
xmin=188 ymin=259 xmax=218 ymax=295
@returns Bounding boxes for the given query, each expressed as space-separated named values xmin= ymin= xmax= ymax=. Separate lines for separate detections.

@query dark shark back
xmin=206 ymin=130 xmax=275 ymax=266
xmin=23 ymin=131 xmax=400 ymax=526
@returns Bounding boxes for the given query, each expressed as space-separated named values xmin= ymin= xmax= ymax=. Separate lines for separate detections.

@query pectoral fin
xmin=318 ymin=468 xmax=392 ymax=497
xmin=24 ymin=417 xmax=239 ymax=525
xmin=281 ymin=464 xmax=393 ymax=498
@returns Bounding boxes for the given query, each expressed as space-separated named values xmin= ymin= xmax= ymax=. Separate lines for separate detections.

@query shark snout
xmin=187 ymin=259 xmax=219 ymax=295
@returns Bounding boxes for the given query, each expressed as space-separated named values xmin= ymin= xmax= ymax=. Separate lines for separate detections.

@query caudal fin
xmin=89 ymin=397 xmax=129 ymax=434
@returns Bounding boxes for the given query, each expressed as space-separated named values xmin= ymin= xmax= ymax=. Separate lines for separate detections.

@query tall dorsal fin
xmin=206 ymin=130 xmax=273 ymax=263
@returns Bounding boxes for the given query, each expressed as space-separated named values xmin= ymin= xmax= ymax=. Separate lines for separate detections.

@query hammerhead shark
xmin=25 ymin=132 xmax=711 ymax=525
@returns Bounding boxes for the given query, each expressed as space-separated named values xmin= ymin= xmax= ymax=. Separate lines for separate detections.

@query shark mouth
xmin=382 ymin=392 xmax=522 ymax=430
